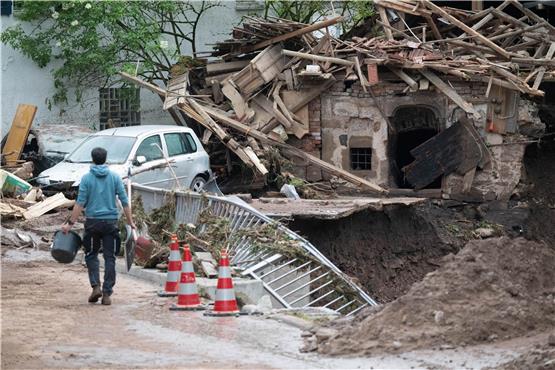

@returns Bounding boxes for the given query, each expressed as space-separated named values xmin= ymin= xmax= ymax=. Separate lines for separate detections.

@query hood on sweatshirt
xmin=90 ymin=165 xmax=110 ymax=177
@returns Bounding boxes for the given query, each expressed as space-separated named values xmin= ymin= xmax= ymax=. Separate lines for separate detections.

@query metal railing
xmin=133 ymin=183 xmax=378 ymax=315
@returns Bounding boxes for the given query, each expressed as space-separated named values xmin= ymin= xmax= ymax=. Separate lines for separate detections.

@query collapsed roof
xmin=121 ymin=0 xmax=554 ymax=194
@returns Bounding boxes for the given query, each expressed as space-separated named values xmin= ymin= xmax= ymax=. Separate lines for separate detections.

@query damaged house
xmin=122 ymin=0 xmax=553 ymax=204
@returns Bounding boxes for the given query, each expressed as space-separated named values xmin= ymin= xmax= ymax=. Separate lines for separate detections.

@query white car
xmin=37 ymin=125 xmax=212 ymax=195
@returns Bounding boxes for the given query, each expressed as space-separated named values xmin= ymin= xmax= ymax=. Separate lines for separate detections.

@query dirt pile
xmin=291 ymin=203 xmax=470 ymax=302
xmin=305 ymin=237 xmax=555 ymax=355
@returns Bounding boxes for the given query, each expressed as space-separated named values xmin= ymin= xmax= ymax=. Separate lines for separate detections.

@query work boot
xmin=101 ymin=295 xmax=111 ymax=305
xmin=88 ymin=286 xmax=102 ymax=303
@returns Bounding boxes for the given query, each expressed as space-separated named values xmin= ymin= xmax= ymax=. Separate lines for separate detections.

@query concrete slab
xmin=250 ymin=196 xmax=426 ymax=219
xmin=115 ymin=259 xmax=266 ymax=305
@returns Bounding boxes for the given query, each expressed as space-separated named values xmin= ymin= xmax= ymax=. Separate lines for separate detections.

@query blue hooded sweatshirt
xmin=76 ymin=165 xmax=129 ymax=220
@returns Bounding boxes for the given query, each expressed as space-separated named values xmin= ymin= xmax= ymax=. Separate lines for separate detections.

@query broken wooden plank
xmin=291 ymin=147 xmax=388 ymax=194
xmin=532 ymin=42 xmax=555 ymax=90
xmin=2 ymin=104 xmax=37 ymax=166
xmin=420 ymin=69 xmax=479 ymax=117
xmin=424 ymin=15 xmax=442 ymax=41
xmin=281 ymin=91 xmax=309 ymax=128
xmin=23 ymin=192 xmax=73 ymax=220
xmin=484 ymin=63 xmax=544 ymax=96
xmin=221 ymin=81 xmax=252 ymax=120
xmin=272 ymin=83 xmax=307 ymax=138
xmin=244 ymin=16 xmax=344 ymax=53
xmin=377 ymin=5 xmax=393 ymax=40
xmin=251 ymin=44 xmax=289 ymax=83
xmin=163 ymin=73 xmax=189 ymax=111
xmin=353 ymin=57 xmax=369 ymax=92
xmin=403 ymin=121 xmax=482 ymax=189
xmin=0 ymin=201 xmax=26 ymax=218
xmin=424 ymin=0 xmax=512 ymax=59
xmin=376 ymin=0 xmax=432 ymax=17
xmin=187 ymin=98 xmax=267 ymax=175
xmin=261 ymin=80 xmax=335 ymax=133
xmin=388 ymin=67 xmax=418 ymax=90
xmin=281 ymin=49 xmax=354 ymax=66
xmin=206 ymin=60 xmax=250 ymax=75
xmin=508 ymin=0 xmax=555 ymax=34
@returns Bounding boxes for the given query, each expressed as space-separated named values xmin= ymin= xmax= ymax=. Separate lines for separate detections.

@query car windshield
xmin=66 ymin=135 xmax=136 ymax=164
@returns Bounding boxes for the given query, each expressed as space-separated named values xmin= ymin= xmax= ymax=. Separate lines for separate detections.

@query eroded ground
xmin=0 ymin=249 xmax=547 ymax=370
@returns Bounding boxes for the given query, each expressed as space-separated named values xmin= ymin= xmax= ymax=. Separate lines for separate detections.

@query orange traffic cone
xmin=157 ymin=234 xmax=181 ymax=297
xmin=204 ymin=250 xmax=239 ymax=316
xmin=170 ymin=243 xmax=205 ymax=311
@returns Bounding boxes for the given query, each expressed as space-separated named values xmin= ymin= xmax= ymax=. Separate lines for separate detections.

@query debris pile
xmin=303 ymin=237 xmax=555 ymax=355
xmin=1 ymin=103 xmax=79 ymax=240
xmin=121 ymin=0 xmax=554 ymax=196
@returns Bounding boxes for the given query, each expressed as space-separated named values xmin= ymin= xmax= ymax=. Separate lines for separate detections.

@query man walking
xmin=62 ymin=147 xmax=135 ymax=305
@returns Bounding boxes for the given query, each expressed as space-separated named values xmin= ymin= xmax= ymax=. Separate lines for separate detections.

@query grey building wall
xmin=1 ymin=1 xmax=260 ymax=136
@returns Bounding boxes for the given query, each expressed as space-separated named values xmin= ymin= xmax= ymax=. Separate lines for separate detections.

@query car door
xmin=129 ymin=134 xmax=171 ymax=188
xmin=162 ymin=131 xmax=197 ymax=189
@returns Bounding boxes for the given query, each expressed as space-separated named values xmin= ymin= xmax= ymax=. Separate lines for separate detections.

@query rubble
xmin=304 ymin=237 xmax=555 ymax=355
xmin=120 ymin=0 xmax=553 ymax=201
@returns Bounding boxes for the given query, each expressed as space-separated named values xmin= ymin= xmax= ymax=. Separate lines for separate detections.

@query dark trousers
xmin=83 ymin=219 xmax=120 ymax=296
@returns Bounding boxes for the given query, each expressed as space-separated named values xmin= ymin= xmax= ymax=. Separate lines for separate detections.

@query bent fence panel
xmin=133 ymin=184 xmax=378 ymax=315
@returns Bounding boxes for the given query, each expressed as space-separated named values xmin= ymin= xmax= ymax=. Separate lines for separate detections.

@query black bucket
xmin=51 ymin=231 xmax=82 ymax=263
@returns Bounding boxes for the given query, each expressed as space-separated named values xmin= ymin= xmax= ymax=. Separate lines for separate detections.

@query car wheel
xmin=190 ymin=176 xmax=207 ymax=192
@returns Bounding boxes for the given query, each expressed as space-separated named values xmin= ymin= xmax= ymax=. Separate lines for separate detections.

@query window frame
xmin=350 ymin=147 xmax=372 ymax=171
xmin=99 ymin=87 xmax=141 ymax=130
xmin=184 ymin=133 xmax=197 ymax=153
xmin=1 ymin=0 xmax=13 ymax=16
xmin=134 ymin=134 xmax=164 ymax=163
xmin=163 ymin=132 xmax=194 ymax=157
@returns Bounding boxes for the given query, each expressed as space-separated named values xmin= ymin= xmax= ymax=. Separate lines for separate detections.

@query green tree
xmin=1 ymin=1 xmax=219 ymax=107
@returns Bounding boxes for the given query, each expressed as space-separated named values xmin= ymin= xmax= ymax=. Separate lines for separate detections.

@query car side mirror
xmin=133 ymin=155 xmax=147 ymax=166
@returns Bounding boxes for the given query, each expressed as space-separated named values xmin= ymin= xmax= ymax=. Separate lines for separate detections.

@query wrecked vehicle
xmin=36 ymin=125 xmax=211 ymax=196
xmin=1 ymin=124 xmax=93 ymax=176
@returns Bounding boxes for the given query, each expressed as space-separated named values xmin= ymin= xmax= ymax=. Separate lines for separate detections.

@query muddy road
xmin=0 ymin=249 xmax=533 ymax=369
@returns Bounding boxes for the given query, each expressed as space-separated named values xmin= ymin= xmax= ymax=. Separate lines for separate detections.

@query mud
xmin=290 ymin=202 xmax=468 ymax=302
xmin=2 ymin=250 xmax=523 ymax=369
xmin=308 ymin=237 xmax=555 ymax=356
xmin=490 ymin=341 xmax=555 ymax=370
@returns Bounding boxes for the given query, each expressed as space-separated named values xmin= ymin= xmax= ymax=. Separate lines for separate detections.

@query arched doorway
xmin=390 ymin=106 xmax=442 ymax=189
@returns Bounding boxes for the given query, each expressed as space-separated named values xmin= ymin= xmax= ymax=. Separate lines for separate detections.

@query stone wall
xmin=443 ymin=100 xmax=544 ymax=201
xmin=320 ymin=91 xmax=389 ymax=185
xmin=302 ymin=74 xmax=542 ymax=202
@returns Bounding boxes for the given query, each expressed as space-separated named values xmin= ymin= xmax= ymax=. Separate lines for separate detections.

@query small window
xmin=99 ymin=88 xmax=140 ymax=130
xmin=1 ymin=0 xmax=13 ymax=16
xmin=185 ymin=133 xmax=197 ymax=153
xmin=136 ymin=135 xmax=163 ymax=162
xmin=164 ymin=133 xmax=190 ymax=157
xmin=350 ymin=148 xmax=372 ymax=170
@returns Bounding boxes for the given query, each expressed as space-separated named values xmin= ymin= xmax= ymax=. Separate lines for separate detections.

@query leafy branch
xmin=1 ymin=1 xmax=220 ymax=108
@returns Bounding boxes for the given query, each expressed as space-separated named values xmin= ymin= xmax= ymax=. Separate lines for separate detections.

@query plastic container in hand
xmin=51 ymin=230 xmax=82 ymax=263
